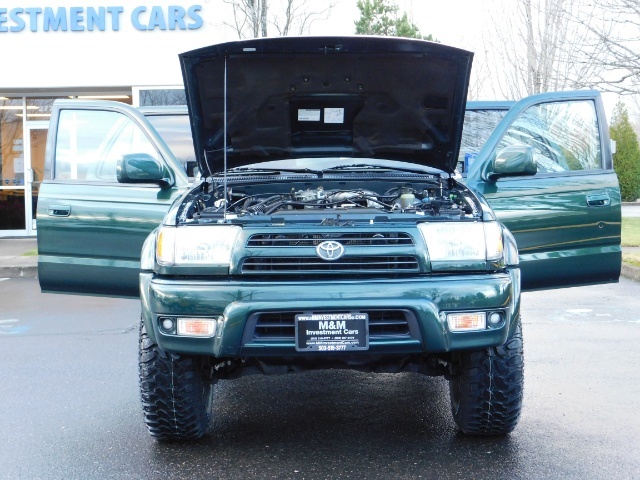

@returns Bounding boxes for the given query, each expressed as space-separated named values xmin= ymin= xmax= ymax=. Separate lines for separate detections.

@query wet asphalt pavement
xmin=1 ymin=277 xmax=639 ymax=480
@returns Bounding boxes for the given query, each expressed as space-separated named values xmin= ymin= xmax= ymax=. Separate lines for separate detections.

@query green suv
xmin=37 ymin=36 xmax=621 ymax=440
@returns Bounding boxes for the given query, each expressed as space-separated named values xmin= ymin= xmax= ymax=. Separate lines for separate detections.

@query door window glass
xmin=146 ymin=114 xmax=197 ymax=176
xmin=459 ymin=109 xmax=508 ymax=173
xmin=497 ymin=100 xmax=601 ymax=173
xmin=54 ymin=110 xmax=160 ymax=181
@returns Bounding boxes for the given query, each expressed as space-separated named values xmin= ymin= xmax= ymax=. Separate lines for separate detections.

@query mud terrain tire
xmin=138 ymin=320 xmax=214 ymax=440
xmin=449 ymin=319 xmax=524 ymax=435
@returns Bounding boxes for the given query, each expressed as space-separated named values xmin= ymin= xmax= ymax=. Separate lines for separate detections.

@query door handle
xmin=48 ymin=204 xmax=71 ymax=217
xmin=586 ymin=193 xmax=610 ymax=207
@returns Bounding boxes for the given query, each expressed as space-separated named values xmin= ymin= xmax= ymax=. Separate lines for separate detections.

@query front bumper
xmin=140 ymin=269 xmax=520 ymax=357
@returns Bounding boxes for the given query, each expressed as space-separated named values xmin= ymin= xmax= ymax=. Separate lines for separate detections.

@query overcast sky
xmin=0 ymin=0 xmax=488 ymax=91
xmin=311 ymin=0 xmax=486 ymax=51
xmin=0 ymin=0 xmax=621 ymax=115
xmin=310 ymin=0 xmax=618 ymax=115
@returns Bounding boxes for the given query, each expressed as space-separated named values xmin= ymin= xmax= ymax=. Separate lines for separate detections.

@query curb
xmin=0 ymin=266 xmax=38 ymax=279
xmin=621 ymin=263 xmax=640 ymax=283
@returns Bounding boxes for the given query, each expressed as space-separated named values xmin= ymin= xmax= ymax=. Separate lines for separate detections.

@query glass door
xmin=0 ymin=100 xmax=26 ymax=234
xmin=24 ymin=122 xmax=48 ymax=235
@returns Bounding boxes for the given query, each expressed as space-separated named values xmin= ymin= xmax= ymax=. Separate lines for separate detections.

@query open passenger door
xmin=37 ymin=101 xmax=190 ymax=297
xmin=464 ymin=91 xmax=621 ymax=290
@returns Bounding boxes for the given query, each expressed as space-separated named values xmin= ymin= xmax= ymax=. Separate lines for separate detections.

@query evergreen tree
xmin=355 ymin=0 xmax=438 ymax=41
xmin=610 ymin=101 xmax=640 ymax=202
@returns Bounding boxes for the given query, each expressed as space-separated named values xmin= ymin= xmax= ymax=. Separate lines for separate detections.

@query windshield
xmin=146 ymin=114 xmax=198 ymax=177
xmin=240 ymin=157 xmax=445 ymax=176
xmin=459 ymin=109 xmax=508 ymax=174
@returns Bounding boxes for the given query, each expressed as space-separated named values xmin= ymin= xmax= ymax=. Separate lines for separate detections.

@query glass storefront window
xmin=139 ymin=89 xmax=186 ymax=106
xmin=0 ymin=98 xmax=25 ymax=230
xmin=0 ymin=191 xmax=25 ymax=230
xmin=26 ymin=97 xmax=60 ymax=119
xmin=0 ymin=94 xmax=132 ymax=234
xmin=29 ymin=128 xmax=48 ymax=222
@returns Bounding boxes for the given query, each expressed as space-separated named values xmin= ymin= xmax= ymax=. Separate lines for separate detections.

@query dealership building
xmin=0 ymin=1 xmax=227 ymax=236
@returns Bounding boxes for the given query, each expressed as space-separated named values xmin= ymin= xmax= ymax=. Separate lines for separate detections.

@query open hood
xmin=180 ymin=36 xmax=473 ymax=177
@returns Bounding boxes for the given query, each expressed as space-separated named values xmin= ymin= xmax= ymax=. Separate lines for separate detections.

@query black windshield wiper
xmin=216 ymin=167 xmax=323 ymax=177
xmin=322 ymin=163 xmax=440 ymax=176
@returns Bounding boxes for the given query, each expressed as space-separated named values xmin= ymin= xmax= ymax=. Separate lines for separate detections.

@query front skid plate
xmin=210 ymin=353 xmax=452 ymax=379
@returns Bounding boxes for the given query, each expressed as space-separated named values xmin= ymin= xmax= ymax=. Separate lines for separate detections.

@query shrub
xmin=610 ymin=101 xmax=640 ymax=202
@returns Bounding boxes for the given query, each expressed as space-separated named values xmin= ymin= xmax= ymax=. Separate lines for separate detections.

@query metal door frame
xmin=23 ymin=121 xmax=49 ymax=236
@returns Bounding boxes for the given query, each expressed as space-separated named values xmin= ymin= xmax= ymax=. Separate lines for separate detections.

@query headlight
xmin=418 ymin=222 xmax=503 ymax=262
xmin=483 ymin=221 xmax=504 ymax=261
xmin=156 ymin=225 xmax=241 ymax=266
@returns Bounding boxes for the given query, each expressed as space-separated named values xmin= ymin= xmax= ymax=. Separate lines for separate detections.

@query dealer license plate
xmin=295 ymin=312 xmax=369 ymax=352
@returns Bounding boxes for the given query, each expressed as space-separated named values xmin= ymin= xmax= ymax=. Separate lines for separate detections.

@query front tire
xmin=448 ymin=319 xmax=524 ymax=436
xmin=138 ymin=320 xmax=214 ymax=440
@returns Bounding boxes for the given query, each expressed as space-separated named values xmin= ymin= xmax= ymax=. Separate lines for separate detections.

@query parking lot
xmin=1 ymin=276 xmax=639 ymax=479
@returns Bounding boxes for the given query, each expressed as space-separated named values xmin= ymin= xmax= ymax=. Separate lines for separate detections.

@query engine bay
xmin=177 ymin=174 xmax=482 ymax=224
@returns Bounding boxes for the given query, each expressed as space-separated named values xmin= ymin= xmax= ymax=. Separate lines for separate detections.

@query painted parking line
xmin=0 ymin=319 xmax=30 ymax=335
xmin=563 ymin=309 xmax=640 ymax=324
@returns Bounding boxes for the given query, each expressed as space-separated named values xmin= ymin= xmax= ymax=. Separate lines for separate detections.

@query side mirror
xmin=117 ymin=153 xmax=172 ymax=187
xmin=488 ymin=145 xmax=537 ymax=180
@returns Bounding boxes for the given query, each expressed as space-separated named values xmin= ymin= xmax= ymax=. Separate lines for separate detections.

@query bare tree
xmin=224 ymin=0 xmax=268 ymax=38
xmin=466 ymin=40 xmax=493 ymax=100
xmin=575 ymin=0 xmax=640 ymax=95
xmin=273 ymin=0 xmax=336 ymax=36
xmin=484 ymin=0 xmax=608 ymax=99
xmin=223 ymin=0 xmax=336 ymax=39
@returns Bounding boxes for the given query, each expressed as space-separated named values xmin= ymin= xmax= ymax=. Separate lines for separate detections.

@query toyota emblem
xmin=316 ymin=241 xmax=345 ymax=261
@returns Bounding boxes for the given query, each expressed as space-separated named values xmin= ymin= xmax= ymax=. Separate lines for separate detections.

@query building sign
xmin=0 ymin=5 xmax=203 ymax=32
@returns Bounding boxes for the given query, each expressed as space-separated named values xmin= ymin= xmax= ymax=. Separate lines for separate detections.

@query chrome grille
xmin=241 ymin=256 xmax=419 ymax=274
xmin=246 ymin=232 xmax=414 ymax=247
xmin=251 ymin=310 xmax=412 ymax=340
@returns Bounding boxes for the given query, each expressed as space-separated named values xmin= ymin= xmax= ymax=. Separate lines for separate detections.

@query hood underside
xmin=180 ymin=36 xmax=473 ymax=177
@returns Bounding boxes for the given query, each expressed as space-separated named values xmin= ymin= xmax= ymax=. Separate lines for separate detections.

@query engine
xmin=181 ymin=178 xmax=480 ymax=223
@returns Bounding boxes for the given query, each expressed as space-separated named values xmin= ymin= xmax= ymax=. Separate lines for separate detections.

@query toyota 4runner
xmin=37 ymin=36 xmax=621 ymax=440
